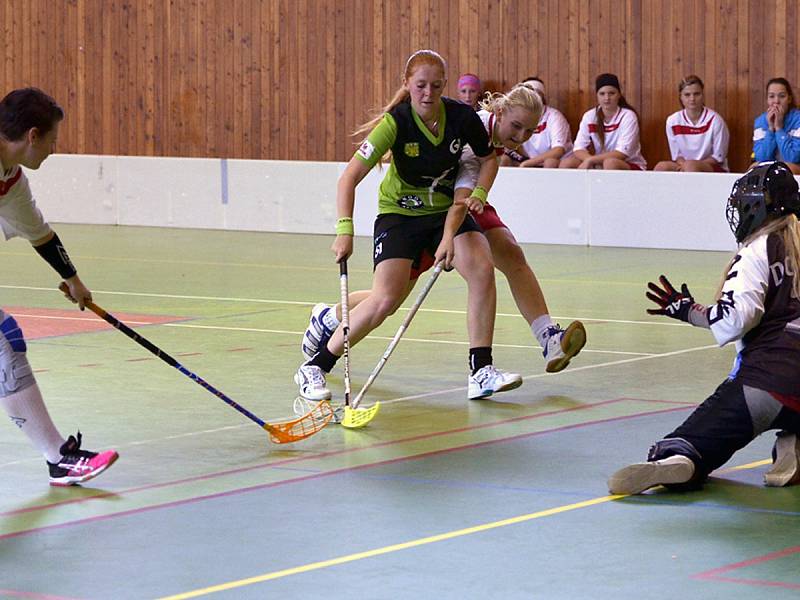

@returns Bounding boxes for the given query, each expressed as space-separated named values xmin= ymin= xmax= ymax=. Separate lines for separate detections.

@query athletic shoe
xmin=48 ymin=432 xmax=119 ymax=487
xmin=607 ymin=455 xmax=695 ymax=495
xmin=764 ymin=431 xmax=800 ymax=487
xmin=301 ymin=303 xmax=339 ymax=362
xmin=294 ymin=363 xmax=331 ymax=401
xmin=467 ymin=365 xmax=523 ymax=400
xmin=543 ymin=321 xmax=587 ymax=373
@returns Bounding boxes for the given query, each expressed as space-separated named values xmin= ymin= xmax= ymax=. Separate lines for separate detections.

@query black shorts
xmin=372 ymin=211 xmax=481 ymax=270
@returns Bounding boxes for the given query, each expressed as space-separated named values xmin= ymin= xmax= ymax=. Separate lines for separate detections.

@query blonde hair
xmin=715 ymin=214 xmax=800 ymax=300
xmin=478 ymin=82 xmax=544 ymax=124
xmin=352 ymin=50 xmax=447 ymax=140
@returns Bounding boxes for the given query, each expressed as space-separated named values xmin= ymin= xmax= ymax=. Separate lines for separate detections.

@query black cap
xmin=596 ymin=73 xmax=620 ymax=92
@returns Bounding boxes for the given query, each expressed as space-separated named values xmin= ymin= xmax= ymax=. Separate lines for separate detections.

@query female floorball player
xmin=303 ymin=82 xmax=586 ymax=378
xmin=608 ymin=161 xmax=800 ymax=495
xmin=0 ymin=88 xmax=118 ymax=486
xmin=295 ymin=50 xmax=522 ymax=402
xmin=653 ymin=75 xmax=730 ymax=173
xmin=560 ymin=73 xmax=647 ymax=171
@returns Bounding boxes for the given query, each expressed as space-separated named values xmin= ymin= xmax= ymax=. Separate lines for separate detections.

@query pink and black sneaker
xmin=48 ymin=432 xmax=119 ymax=487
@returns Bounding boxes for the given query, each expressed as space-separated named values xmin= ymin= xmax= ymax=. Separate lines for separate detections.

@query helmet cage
xmin=726 ymin=161 xmax=800 ymax=243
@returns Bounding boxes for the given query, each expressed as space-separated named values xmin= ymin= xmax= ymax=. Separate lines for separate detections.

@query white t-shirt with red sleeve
xmin=665 ymin=107 xmax=730 ymax=171
xmin=520 ymin=106 xmax=574 ymax=158
xmin=574 ymin=106 xmax=647 ymax=169
xmin=0 ymin=160 xmax=51 ymax=242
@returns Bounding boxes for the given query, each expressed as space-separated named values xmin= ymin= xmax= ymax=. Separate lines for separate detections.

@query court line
xmin=157 ymin=455 xmax=775 ymax=599
xmin=14 ymin=311 xmax=654 ymax=355
xmin=0 ymin=401 xmax=691 ymax=528
xmin=0 ymin=283 xmax=690 ymax=326
xmin=156 ymin=495 xmax=624 ymax=599
xmin=692 ymin=545 xmax=800 ymax=590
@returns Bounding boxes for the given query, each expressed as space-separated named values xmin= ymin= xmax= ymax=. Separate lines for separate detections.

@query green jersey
xmin=355 ymin=97 xmax=492 ymax=216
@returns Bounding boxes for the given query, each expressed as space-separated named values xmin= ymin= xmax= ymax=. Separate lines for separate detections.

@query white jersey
xmin=665 ymin=107 xmax=729 ymax=171
xmin=574 ymin=106 xmax=647 ymax=169
xmin=455 ymin=109 xmax=503 ymax=190
xmin=0 ymin=160 xmax=51 ymax=242
xmin=519 ymin=106 xmax=574 ymax=158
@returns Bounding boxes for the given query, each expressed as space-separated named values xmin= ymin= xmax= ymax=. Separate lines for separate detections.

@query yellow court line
xmin=157 ymin=456 xmax=771 ymax=599
xmin=157 ymin=494 xmax=624 ymax=600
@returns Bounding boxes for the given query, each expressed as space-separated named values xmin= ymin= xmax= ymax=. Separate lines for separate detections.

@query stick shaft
xmin=86 ymin=302 xmax=268 ymax=428
xmin=339 ymin=260 xmax=352 ymax=407
xmin=352 ymin=262 xmax=443 ymax=408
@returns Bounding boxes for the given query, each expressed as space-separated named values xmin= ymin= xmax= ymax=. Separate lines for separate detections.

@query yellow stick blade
xmin=341 ymin=402 xmax=380 ymax=429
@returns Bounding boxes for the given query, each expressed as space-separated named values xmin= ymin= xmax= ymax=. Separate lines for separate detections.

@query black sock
xmin=308 ymin=344 xmax=340 ymax=373
xmin=469 ymin=347 xmax=492 ymax=374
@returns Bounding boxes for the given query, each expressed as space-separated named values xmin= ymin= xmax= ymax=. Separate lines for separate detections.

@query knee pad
xmin=0 ymin=316 xmax=34 ymax=396
xmin=647 ymin=437 xmax=702 ymax=462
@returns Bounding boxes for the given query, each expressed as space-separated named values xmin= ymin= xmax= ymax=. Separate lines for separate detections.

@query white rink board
xmin=26 ymin=154 xmax=747 ymax=252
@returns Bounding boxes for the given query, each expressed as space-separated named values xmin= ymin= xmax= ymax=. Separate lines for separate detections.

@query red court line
xmin=2 ymin=397 xmax=682 ymax=518
xmin=0 ymin=402 xmax=692 ymax=541
xmin=693 ymin=545 xmax=800 ymax=589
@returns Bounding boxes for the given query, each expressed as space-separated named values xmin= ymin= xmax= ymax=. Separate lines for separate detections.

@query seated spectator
xmin=654 ymin=75 xmax=730 ymax=172
xmin=753 ymin=77 xmax=800 ymax=174
xmin=500 ymin=77 xmax=573 ymax=169
xmin=456 ymin=73 xmax=481 ymax=110
xmin=560 ymin=73 xmax=646 ymax=170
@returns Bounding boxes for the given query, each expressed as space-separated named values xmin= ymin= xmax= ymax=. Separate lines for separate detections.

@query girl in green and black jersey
xmin=295 ymin=50 xmax=522 ymax=403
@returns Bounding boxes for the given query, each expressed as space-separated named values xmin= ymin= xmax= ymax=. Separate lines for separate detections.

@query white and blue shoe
xmin=543 ymin=321 xmax=586 ymax=373
xmin=467 ymin=365 xmax=523 ymax=400
xmin=301 ymin=303 xmax=340 ymax=362
xmin=294 ymin=364 xmax=331 ymax=401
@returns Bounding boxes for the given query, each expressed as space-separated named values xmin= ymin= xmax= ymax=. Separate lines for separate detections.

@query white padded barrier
xmin=26 ymin=154 xmax=750 ymax=252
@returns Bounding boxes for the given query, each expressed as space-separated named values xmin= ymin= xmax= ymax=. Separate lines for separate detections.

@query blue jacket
xmin=753 ymin=108 xmax=800 ymax=163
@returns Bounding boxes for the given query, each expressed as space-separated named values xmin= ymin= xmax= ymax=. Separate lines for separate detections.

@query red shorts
xmin=472 ymin=203 xmax=508 ymax=232
xmin=626 ymin=162 xmax=643 ymax=171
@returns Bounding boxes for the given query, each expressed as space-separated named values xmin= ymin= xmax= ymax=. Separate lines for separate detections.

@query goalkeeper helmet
xmin=726 ymin=161 xmax=800 ymax=243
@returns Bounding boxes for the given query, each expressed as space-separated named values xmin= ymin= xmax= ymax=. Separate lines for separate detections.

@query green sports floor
xmin=1 ymin=224 xmax=798 ymax=599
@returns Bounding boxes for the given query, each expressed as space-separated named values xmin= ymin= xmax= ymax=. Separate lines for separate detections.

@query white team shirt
xmin=665 ymin=107 xmax=730 ymax=171
xmin=574 ymin=106 xmax=647 ymax=169
xmin=708 ymin=233 xmax=770 ymax=349
xmin=0 ymin=159 xmax=51 ymax=242
xmin=455 ymin=109 xmax=503 ymax=190
xmin=519 ymin=106 xmax=574 ymax=158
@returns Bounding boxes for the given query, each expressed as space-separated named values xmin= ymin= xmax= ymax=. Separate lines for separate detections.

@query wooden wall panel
xmin=2 ymin=0 xmax=799 ymax=172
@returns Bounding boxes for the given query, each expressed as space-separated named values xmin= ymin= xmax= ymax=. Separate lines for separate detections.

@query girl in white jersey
xmin=501 ymin=78 xmax=573 ymax=169
xmin=608 ymin=161 xmax=800 ymax=495
xmin=654 ymin=75 xmax=730 ymax=172
xmin=0 ymin=88 xmax=118 ymax=486
xmin=560 ymin=73 xmax=647 ymax=170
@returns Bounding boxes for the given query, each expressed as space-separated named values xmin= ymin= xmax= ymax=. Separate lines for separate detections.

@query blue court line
xmin=220 ymin=158 xmax=229 ymax=205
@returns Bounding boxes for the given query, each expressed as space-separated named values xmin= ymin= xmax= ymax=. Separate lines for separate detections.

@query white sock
xmin=531 ymin=314 xmax=556 ymax=349
xmin=1 ymin=385 xmax=65 ymax=463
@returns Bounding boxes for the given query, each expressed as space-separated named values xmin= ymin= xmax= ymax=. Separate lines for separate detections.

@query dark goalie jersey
xmin=709 ymin=231 xmax=800 ymax=397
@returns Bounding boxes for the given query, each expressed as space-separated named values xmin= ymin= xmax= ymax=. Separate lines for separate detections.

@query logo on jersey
xmin=398 ymin=195 xmax=423 ymax=210
xmin=357 ymin=140 xmax=375 ymax=160
xmin=449 ymin=139 xmax=461 ymax=154
xmin=404 ymin=142 xmax=420 ymax=157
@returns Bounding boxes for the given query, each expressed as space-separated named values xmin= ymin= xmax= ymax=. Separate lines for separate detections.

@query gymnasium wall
xmin=1 ymin=1 xmax=798 ymax=173
xmin=26 ymin=155 xmax=740 ymax=252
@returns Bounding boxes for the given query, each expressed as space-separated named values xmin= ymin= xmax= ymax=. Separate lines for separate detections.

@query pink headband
xmin=457 ymin=74 xmax=481 ymax=89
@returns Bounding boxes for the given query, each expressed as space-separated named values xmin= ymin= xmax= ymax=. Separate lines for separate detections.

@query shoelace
xmin=303 ymin=366 xmax=326 ymax=386
xmin=474 ymin=365 xmax=499 ymax=385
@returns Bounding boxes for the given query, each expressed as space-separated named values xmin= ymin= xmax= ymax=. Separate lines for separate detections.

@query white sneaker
xmin=467 ymin=365 xmax=523 ymax=400
xmin=543 ymin=321 xmax=586 ymax=373
xmin=764 ymin=432 xmax=800 ymax=487
xmin=294 ymin=364 xmax=331 ymax=401
xmin=301 ymin=303 xmax=340 ymax=361
xmin=607 ymin=455 xmax=695 ymax=495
